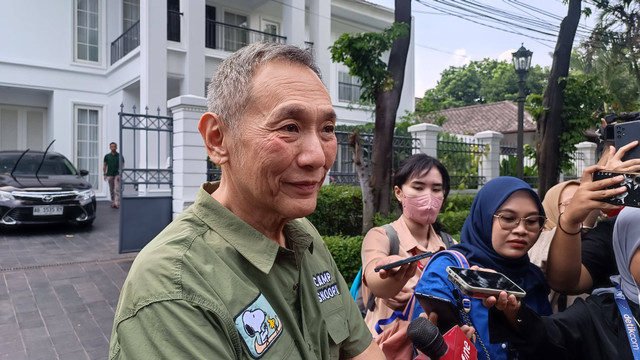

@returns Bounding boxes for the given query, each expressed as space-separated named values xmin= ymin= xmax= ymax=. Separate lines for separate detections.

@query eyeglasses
xmin=493 ymin=213 xmax=546 ymax=231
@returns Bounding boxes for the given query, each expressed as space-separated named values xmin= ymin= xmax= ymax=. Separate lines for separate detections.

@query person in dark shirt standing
xmin=103 ymin=142 xmax=124 ymax=209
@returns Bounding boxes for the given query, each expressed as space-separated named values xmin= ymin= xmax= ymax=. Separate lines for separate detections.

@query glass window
xmin=76 ymin=0 xmax=100 ymax=63
xmin=223 ymin=12 xmax=248 ymax=52
xmin=123 ymin=0 xmax=139 ymax=31
xmin=338 ymin=71 xmax=363 ymax=103
xmin=76 ymin=107 xmax=100 ymax=189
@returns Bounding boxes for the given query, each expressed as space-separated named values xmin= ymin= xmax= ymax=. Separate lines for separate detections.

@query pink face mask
xmin=402 ymin=193 xmax=444 ymax=225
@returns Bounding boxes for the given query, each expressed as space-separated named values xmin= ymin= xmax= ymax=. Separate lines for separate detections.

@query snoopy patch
xmin=234 ymin=293 xmax=283 ymax=358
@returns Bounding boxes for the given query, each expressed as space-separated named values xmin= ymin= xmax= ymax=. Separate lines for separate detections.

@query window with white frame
xmin=75 ymin=106 xmax=101 ymax=190
xmin=123 ymin=0 xmax=139 ymax=31
xmin=261 ymin=19 xmax=279 ymax=43
xmin=338 ymin=71 xmax=363 ymax=103
xmin=75 ymin=0 xmax=100 ymax=63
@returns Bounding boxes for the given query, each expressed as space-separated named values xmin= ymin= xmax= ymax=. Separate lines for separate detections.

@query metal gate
xmin=118 ymin=105 xmax=173 ymax=253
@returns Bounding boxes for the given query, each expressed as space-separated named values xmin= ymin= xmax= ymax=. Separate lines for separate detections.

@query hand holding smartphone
xmin=446 ymin=266 xmax=526 ymax=299
xmin=374 ymin=252 xmax=433 ymax=272
xmin=593 ymin=170 xmax=640 ymax=208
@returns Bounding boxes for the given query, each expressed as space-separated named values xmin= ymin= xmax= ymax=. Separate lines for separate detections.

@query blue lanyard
xmin=374 ymin=294 xmax=415 ymax=335
xmin=614 ymin=284 xmax=640 ymax=360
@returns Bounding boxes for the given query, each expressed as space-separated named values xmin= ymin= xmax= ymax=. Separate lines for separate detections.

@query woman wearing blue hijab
xmin=487 ymin=206 xmax=640 ymax=360
xmin=414 ymin=177 xmax=551 ymax=360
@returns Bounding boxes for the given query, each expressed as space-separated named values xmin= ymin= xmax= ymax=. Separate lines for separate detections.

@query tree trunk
xmin=368 ymin=0 xmax=411 ymax=231
xmin=349 ymin=131 xmax=375 ymax=233
xmin=537 ymin=0 xmax=581 ymax=199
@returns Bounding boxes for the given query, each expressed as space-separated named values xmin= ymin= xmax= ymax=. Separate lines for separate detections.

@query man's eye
xmin=323 ymin=125 xmax=335 ymax=134
xmin=284 ymin=124 xmax=298 ymax=132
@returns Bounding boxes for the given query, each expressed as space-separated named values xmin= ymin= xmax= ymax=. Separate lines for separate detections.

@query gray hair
xmin=206 ymin=42 xmax=322 ymax=130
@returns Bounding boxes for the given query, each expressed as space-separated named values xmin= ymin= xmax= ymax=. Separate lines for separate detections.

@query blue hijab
xmin=453 ymin=177 xmax=550 ymax=310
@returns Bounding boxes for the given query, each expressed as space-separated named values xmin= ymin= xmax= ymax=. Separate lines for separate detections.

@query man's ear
xmin=198 ymin=112 xmax=229 ymax=165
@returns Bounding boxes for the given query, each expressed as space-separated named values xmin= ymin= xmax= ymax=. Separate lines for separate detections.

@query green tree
xmin=590 ymin=0 xmax=640 ymax=100
xmin=528 ymin=74 xmax=612 ymax=172
xmin=330 ymin=0 xmax=411 ymax=233
xmin=571 ymin=39 xmax=638 ymax=111
xmin=415 ymin=59 xmax=548 ymax=113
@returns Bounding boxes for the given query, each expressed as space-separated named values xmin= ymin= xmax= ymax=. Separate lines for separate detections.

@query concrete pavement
xmin=0 ymin=201 xmax=136 ymax=360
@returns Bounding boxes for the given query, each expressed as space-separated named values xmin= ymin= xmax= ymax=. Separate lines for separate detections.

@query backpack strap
xmin=365 ymin=224 xmax=400 ymax=313
xmin=439 ymin=231 xmax=457 ymax=249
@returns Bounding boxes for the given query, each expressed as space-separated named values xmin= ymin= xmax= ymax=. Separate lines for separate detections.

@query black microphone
xmin=408 ymin=317 xmax=447 ymax=359
xmin=408 ymin=317 xmax=477 ymax=360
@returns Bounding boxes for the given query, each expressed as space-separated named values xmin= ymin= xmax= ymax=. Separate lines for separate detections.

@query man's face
xmin=110 ymin=143 xmax=117 ymax=152
xmin=225 ymin=60 xmax=337 ymax=222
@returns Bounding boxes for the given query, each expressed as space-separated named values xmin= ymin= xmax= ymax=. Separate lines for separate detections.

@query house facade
xmin=0 ymin=0 xmax=415 ymax=199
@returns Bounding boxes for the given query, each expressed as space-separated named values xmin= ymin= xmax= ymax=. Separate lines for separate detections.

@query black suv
xmin=0 ymin=150 xmax=96 ymax=227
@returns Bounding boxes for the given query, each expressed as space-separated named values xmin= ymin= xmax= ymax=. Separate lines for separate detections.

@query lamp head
xmin=512 ymin=43 xmax=533 ymax=74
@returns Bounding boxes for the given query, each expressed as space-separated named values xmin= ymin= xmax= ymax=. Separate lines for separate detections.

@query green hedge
xmin=323 ymin=235 xmax=364 ymax=287
xmin=307 ymin=185 xmax=362 ymax=236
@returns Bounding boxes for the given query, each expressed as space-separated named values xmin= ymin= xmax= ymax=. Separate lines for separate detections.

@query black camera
xmin=598 ymin=111 xmax=640 ymax=143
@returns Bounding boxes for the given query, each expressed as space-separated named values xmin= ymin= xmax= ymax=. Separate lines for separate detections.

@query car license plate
xmin=33 ymin=205 xmax=64 ymax=216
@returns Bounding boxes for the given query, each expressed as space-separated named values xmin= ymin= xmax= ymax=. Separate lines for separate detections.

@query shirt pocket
xmin=325 ymin=309 xmax=349 ymax=359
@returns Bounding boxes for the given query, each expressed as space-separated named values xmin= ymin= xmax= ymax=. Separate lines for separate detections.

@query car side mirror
xmin=79 ymin=169 xmax=89 ymax=177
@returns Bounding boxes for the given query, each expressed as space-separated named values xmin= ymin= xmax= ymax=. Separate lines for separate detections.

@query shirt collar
xmin=193 ymin=182 xmax=314 ymax=273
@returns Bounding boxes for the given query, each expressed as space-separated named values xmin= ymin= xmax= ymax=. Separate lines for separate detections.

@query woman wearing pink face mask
xmin=360 ymin=154 xmax=453 ymax=358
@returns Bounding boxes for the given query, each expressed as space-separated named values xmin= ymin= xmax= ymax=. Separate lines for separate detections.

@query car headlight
xmin=0 ymin=190 xmax=15 ymax=201
xmin=75 ymin=189 xmax=95 ymax=201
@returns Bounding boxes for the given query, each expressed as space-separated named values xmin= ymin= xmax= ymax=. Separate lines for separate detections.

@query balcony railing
xmin=205 ymin=20 xmax=286 ymax=52
xmin=167 ymin=9 xmax=181 ymax=42
xmin=111 ymin=20 xmax=140 ymax=65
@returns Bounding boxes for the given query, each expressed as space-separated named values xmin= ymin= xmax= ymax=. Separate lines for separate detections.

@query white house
xmin=0 ymin=0 xmax=416 ymax=201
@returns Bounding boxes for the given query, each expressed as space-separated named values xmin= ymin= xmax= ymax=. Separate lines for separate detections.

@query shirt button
xmin=293 ymin=282 xmax=299 ymax=291
xmin=501 ymin=343 xmax=507 ymax=349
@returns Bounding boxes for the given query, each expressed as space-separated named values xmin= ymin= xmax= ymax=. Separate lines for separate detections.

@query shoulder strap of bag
xmin=439 ymin=231 xmax=457 ymax=249
xmin=365 ymin=224 xmax=400 ymax=313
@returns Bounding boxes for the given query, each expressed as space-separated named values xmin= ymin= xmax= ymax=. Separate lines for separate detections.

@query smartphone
xmin=374 ymin=251 xmax=433 ymax=272
xmin=446 ymin=266 xmax=526 ymax=299
xmin=593 ymin=170 xmax=640 ymax=208
xmin=614 ymin=120 xmax=640 ymax=161
xmin=414 ymin=293 xmax=462 ymax=333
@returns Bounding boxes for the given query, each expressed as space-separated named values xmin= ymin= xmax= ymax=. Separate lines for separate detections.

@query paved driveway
xmin=0 ymin=201 xmax=136 ymax=360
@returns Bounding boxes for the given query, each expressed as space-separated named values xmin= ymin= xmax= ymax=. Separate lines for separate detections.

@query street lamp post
xmin=512 ymin=44 xmax=532 ymax=180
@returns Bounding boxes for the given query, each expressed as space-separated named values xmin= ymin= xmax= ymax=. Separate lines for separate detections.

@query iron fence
xmin=437 ymin=136 xmax=486 ymax=189
xmin=111 ymin=21 xmax=140 ymax=65
xmin=205 ymin=20 xmax=286 ymax=51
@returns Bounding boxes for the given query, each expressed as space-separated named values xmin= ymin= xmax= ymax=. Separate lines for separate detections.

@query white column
xmin=182 ymin=0 xmax=205 ymax=97
xmin=282 ymin=0 xmax=305 ymax=47
xmin=408 ymin=123 xmax=441 ymax=158
xmin=308 ymin=0 xmax=331 ymax=85
xmin=576 ymin=141 xmax=598 ymax=169
xmin=140 ymin=0 xmax=167 ymax=112
xmin=475 ymin=130 xmax=504 ymax=185
xmin=168 ymin=95 xmax=208 ymax=218
xmin=139 ymin=0 xmax=168 ymax=194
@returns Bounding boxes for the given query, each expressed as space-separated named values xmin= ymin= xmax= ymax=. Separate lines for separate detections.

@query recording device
xmin=414 ymin=293 xmax=462 ymax=334
xmin=614 ymin=120 xmax=640 ymax=161
xmin=408 ymin=317 xmax=477 ymax=360
xmin=598 ymin=112 xmax=640 ymax=143
xmin=374 ymin=252 xmax=433 ymax=272
xmin=593 ymin=170 xmax=640 ymax=208
xmin=446 ymin=266 xmax=526 ymax=299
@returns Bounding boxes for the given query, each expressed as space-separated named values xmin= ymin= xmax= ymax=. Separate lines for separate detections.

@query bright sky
xmin=367 ymin=0 xmax=598 ymax=97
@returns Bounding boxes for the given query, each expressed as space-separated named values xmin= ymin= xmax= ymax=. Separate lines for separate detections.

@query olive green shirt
xmin=103 ymin=152 xmax=123 ymax=176
xmin=109 ymin=182 xmax=372 ymax=360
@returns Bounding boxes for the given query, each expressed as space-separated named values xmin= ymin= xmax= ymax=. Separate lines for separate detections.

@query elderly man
xmin=109 ymin=43 xmax=384 ymax=359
